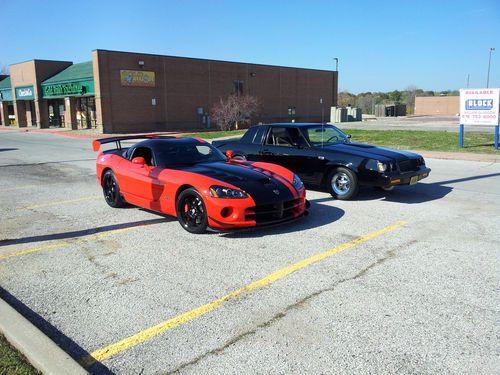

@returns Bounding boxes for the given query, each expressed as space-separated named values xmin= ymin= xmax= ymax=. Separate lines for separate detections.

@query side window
xmin=265 ymin=127 xmax=295 ymax=147
xmin=252 ymin=126 xmax=265 ymax=144
xmin=240 ymin=126 xmax=257 ymax=143
xmin=130 ymin=147 xmax=154 ymax=166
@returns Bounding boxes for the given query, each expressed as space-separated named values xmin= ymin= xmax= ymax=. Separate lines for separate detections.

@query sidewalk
xmin=0 ymin=125 xmax=184 ymax=139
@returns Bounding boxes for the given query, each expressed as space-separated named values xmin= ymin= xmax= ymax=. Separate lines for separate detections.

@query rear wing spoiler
xmin=92 ymin=134 xmax=177 ymax=152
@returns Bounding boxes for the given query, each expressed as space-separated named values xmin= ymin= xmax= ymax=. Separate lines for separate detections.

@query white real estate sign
xmin=459 ymin=88 xmax=500 ymax=125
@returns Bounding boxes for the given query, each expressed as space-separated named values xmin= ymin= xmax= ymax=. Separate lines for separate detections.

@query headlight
xmin=377 ymin=162 xmax=387 ymax=173
xmin=292 ymin=174 xmax=304 ymax=190
xmin=209 ymin=185 xmax=248 ymax=199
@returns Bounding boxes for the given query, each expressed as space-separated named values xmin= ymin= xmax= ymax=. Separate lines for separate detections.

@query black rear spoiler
xmin=92 ymin=134 xmax=178 ymax=152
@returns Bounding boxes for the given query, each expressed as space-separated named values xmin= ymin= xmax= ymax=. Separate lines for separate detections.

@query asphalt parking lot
xmin=1 ymin=131 xmax=499 ymax=374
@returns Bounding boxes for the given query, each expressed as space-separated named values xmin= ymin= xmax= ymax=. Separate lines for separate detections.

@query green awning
xmin=0 ymin=76 xmax=11 ymax=90
xmin=0 ymin=77 xmax=12 ymax=101
xmin=41 ymin=61 xmax=94 ymax=98
xmin=42 ymin=61 xmax=93 ymax=84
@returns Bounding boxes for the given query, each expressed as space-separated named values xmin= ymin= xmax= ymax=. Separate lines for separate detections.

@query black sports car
xmin=213 ymin=123 xmax=431 ymax=200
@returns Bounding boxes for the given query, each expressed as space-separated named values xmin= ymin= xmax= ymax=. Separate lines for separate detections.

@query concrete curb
xmin=0 ymin=297 xmax=89 ymax=375
xmin=414 ymin=150 xmax=500 ymax=163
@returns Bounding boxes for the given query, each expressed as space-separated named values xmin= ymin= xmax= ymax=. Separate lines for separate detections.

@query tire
xmin=176 ymin=188 xmax=208 ymax=234
xmin=232 ymin=154 xmax=246 ymax=161
xmin=102 ymin=170 xmax=126 ymax=208
xmin=327 ymin=167 xmax=359 ymax=200
xmin=379 ymin=185 xmax=395 ymax=192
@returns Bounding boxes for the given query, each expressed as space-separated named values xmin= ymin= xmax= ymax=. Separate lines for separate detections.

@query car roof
xmin=265 ymin=123 xmax=331 ymax=127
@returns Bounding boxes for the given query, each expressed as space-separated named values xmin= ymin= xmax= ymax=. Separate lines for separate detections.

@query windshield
xmin=304 ymin=125 xmax=350 ymax=146
xmin=155 ymin=143 xmax=227 ymax=167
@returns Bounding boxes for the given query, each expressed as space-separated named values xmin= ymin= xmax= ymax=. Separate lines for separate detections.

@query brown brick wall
xmin=414 ymin=96 xmax=460 ymax=116
xmin=93 ymin=50 xmax=337 ymax=133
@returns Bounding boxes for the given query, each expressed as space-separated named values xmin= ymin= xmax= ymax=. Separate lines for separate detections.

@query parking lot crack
xmin=168 ymin=245 xmax=407 ymax=374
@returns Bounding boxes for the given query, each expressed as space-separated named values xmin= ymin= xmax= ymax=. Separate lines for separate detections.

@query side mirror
xmin=132 ymin=156 xmax=146 ymax=165
xmin=225 ymin=150 xmax=234 ymax=159
xmin=347 ymin=134 xmax=352 ymax=139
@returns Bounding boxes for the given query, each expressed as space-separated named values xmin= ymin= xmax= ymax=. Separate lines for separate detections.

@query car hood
xmin=179 ymin=162 xmax=296 ymax=205
xmin=322 ymin=142 xmax=421 ymax=161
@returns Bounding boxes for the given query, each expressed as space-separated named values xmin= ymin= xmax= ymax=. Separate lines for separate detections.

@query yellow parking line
xmin=0 ymin=226 xmax=144 ymax=261
xmin=24 ymin=196 xmax=98 ymax=210
xmin=81 ymin=220 xmax=407 ymax=367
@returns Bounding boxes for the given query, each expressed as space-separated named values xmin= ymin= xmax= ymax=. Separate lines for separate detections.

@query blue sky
xmin=2 ymin=0 xmax=499 ymax=93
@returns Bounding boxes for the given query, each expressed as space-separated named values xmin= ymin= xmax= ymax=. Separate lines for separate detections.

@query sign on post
xmin=460 ymin=88 xmax=499 ymax=125
xmin=459 ymin=88 xmax=500 ymax=149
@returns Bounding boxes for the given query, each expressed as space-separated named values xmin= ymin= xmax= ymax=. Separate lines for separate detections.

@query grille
xmin=398 ymin=159 xmax=420 ymax=172
xmin=245 ymin=198 xmax=302 ymax=224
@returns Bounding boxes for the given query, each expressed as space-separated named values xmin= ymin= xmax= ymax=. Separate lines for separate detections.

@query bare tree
xmin=0 ymin=63 xmax=9 ymax=75
xmin=403 ymin=85 xmax=418 ymax=114
xmin=211 ymin=94 xmax=259 ymax=131
xmin=337 ymin=91 xmax=356 ymax=107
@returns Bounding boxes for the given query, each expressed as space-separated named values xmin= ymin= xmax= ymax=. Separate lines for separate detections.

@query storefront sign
xmin=42 ymin=79 xmax=94 ymax=98
xmin=460 ymin=88 xmax=500 ymax=125
xmin=15 ymin=86 xmax=34 ymax=100
xmin=120 ymin=70 xmax=155 ymax=87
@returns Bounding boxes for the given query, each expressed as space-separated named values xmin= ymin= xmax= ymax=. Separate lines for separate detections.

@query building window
xmin=233 ymin=80 xmax=244 ymax=95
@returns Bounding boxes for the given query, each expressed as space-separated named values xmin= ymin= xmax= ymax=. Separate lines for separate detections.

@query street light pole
xmin=333 ymin=58 xmax=339 ymax=71
xmin=487 ymin=47 xmax=495 ymax=88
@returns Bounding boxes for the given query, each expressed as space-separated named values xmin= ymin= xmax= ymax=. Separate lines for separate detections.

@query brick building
xmin=0 ymin=50 xmax=338 ymax=133
xmin=414 ymin=96 xmax=459 ymax=116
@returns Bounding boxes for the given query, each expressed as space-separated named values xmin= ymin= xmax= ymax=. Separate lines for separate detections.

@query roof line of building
xmin=9 ymin=59 xmax=73 ymax=67
xmin=93 ymin=49 xmax=336 ymax=74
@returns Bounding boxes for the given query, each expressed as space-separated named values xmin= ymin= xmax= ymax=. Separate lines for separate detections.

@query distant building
xmin=0 ymin=50 xmax=338 ymax=133
xmin=414 ymin=96 xmax=459 ymax=116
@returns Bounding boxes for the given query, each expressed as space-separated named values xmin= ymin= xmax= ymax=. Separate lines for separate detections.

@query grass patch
xmin=180 ymin=130 xmax=245 ymax=139
xmin=0 ymin=334 xmax=39 ymax=375
xmin=181 ymin=128 xmax=498 ymax=154
xmin=343 ymin=129 xmax=498 ymax=154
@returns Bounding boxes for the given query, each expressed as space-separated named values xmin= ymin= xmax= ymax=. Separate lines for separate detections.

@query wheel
xmin=176 ymin=188 xmax=208 ymax=234
xmin=102 ymin=170 xmax=126 ymax=208
xmin=232 ymin=154 xmax=246 ymax=161
xmin=379 ymin=185 xmax=395 ymax=192
xmin=327 ymin=167 xmax=359 ymax=200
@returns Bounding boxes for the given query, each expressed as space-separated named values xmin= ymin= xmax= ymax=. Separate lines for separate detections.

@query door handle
xmin=261 ymin=149 xmax=274 ymax=155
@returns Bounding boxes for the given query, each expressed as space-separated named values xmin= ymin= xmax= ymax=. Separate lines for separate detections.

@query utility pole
xmin=466 ymin=73 xmax=470 ymax=88
xmin=487 ymin=47 xmax=495 ymax=88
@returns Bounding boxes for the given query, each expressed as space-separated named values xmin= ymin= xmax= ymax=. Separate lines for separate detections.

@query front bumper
xmin=206 ymin=192 xmax=307 ymax=230
xmin=376 ymin=166 xmax=431 ymax=187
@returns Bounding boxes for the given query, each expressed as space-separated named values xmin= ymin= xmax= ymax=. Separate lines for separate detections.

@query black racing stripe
xmin=231 ymin=161 xmax=298 ymax=199
xmin=178 ymin=162 xmax=295 ymax=205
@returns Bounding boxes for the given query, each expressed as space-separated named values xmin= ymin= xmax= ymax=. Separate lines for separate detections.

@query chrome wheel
xmin=331 ymin=172 xmax=351 ymax=196
xmin=327 ymin=167 xmax=359 ymax=200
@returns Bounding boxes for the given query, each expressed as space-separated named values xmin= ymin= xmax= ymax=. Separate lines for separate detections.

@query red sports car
xmin=92 ymin=135 xmax=308 ymax=233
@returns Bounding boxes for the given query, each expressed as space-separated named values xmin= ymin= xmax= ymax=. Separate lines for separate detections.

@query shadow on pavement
xmin=0 ymin=218 xmax=170 ymax=247
xmin=220 ymin=198 xmax=344 ymax=238
xmin=0 ymin=287 xmax=115 ymax=375
xmin=356 ymin=172 xmax=500 ymax=204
